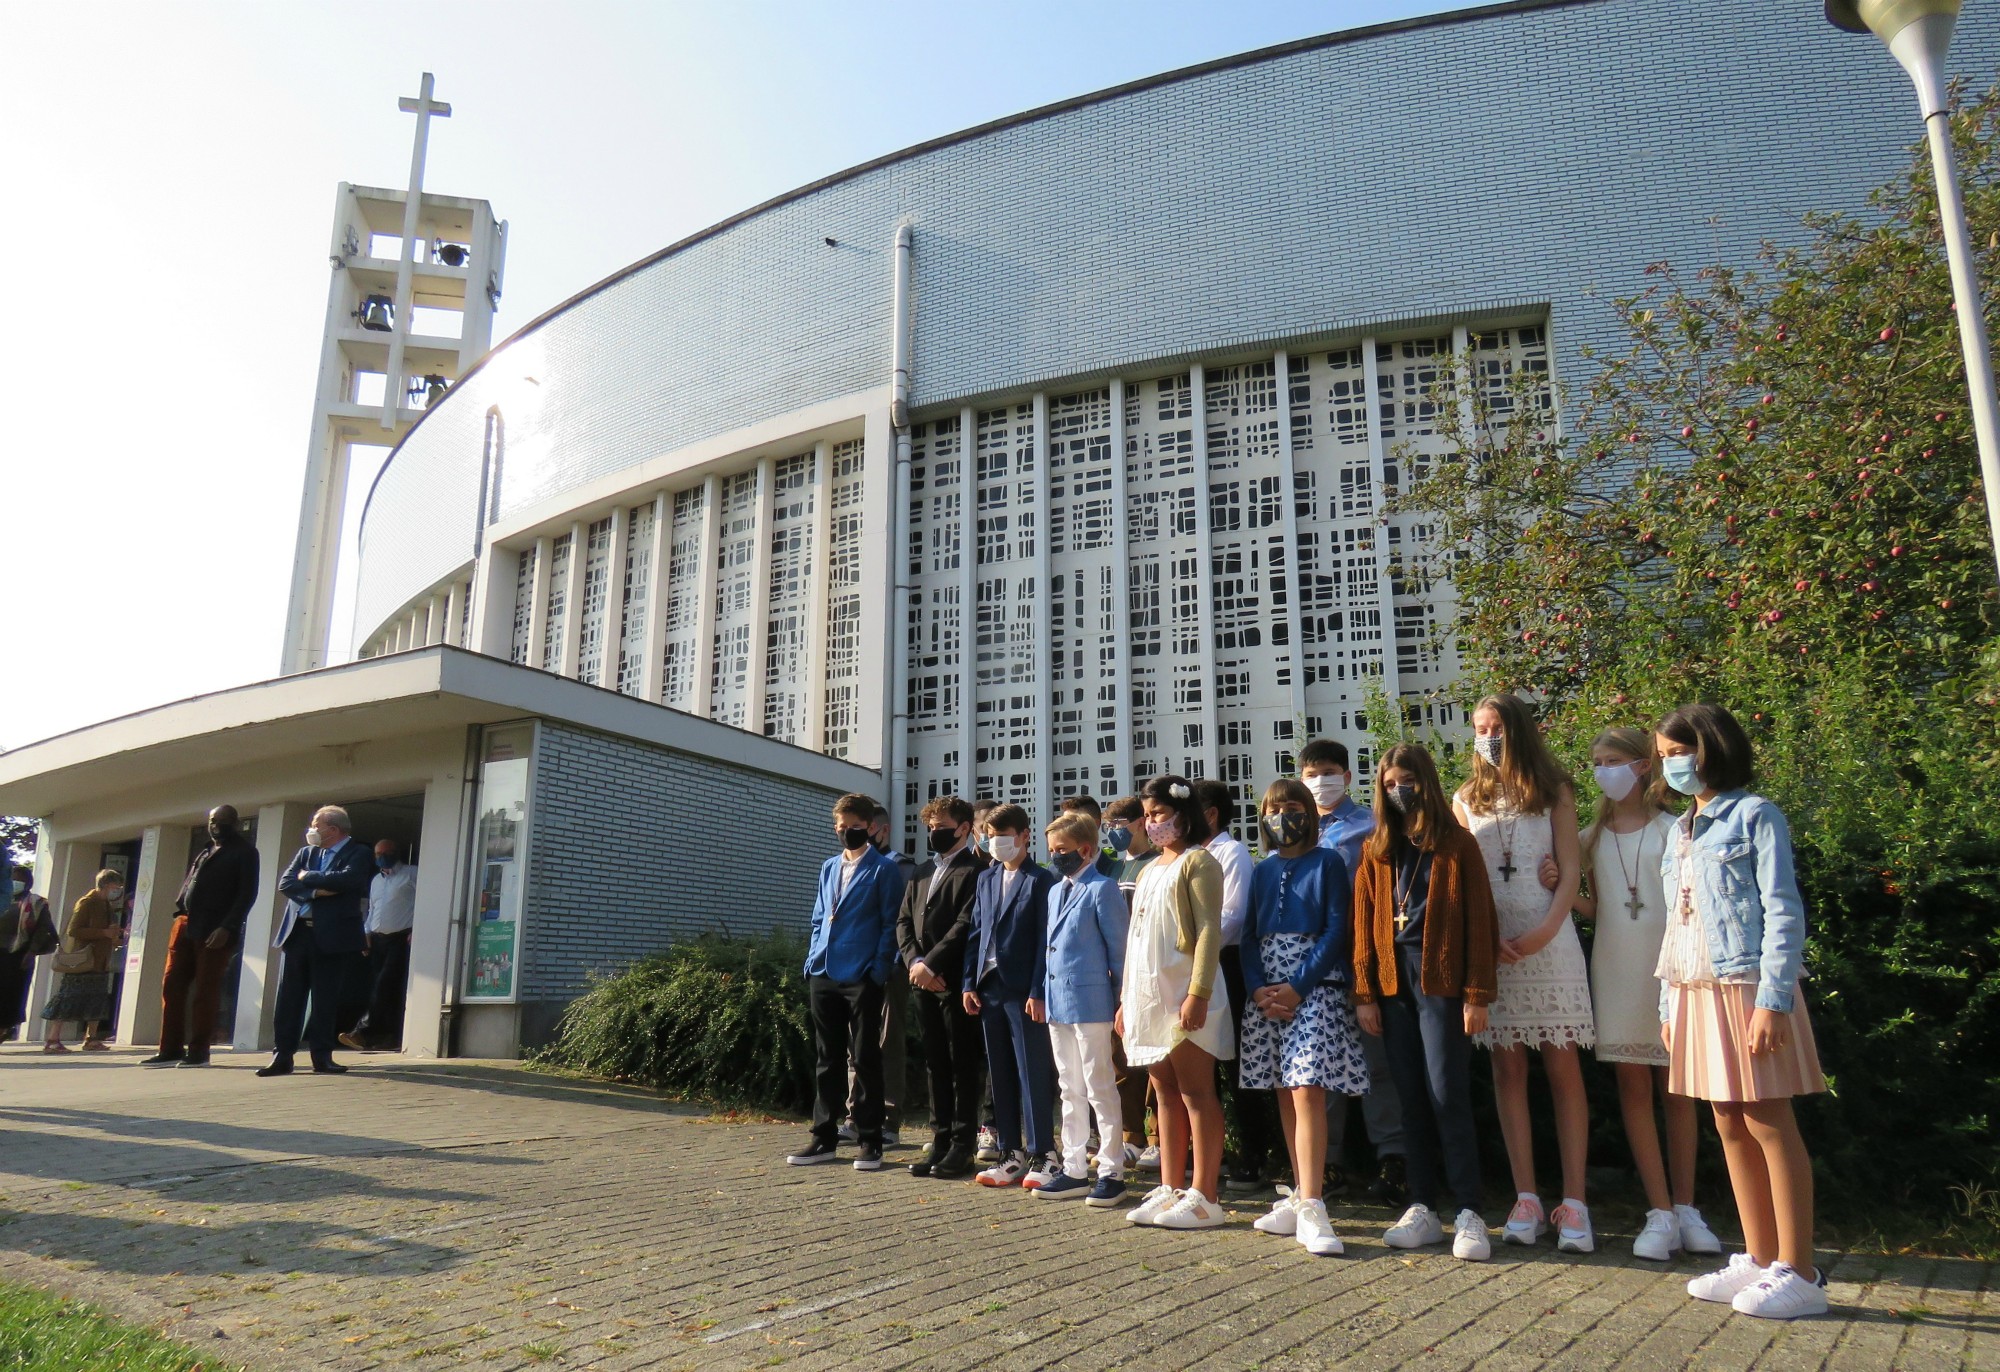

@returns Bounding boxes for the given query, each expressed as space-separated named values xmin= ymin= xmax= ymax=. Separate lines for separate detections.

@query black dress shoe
xmin=254 ymin=1059 xmax=294 ymax=1077
xmin=137 ymin=1052 xmax=184 ymax=1067
xmin=310 ymin=1060 xmax=348 ymax=1075
xmin=932 ymin=1143 xmax=977 ymax=1179
xmin=909 ymin=1138 xmax=951 ymax=1177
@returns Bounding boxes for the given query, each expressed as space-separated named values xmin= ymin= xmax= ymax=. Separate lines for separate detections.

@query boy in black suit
xmin=897 ymin=796 xmax=988 ymax=1178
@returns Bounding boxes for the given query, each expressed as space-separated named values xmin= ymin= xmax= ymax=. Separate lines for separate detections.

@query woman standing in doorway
xmin=43 ymin=870 xmax=127 ymax=1052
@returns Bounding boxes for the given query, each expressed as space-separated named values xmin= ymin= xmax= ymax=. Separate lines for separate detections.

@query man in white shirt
xmin=1196 ymin=778 xmax=1278 ymax=1193
xmin=340 ymin=840 xmax=417 ymax=1052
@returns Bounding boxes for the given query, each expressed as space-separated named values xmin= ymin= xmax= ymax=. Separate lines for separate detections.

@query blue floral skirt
xmin=1239 ymin=933 xmax=1370 ymax=1093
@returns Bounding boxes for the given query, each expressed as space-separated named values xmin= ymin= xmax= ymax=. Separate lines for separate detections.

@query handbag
xmin=51 ymin=945 xmax=94 ymax=975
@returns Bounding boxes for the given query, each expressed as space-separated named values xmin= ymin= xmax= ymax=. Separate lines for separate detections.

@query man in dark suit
xmin=262 ymin=805 xmax=373 ymax=1076
xmin=896 ymin=795 xmax=989 ymax=1178
xmin=787 ymin=793 xmax=907 ymax=1171
xmin=963 ymin=804 xmax=1059 ymax=1189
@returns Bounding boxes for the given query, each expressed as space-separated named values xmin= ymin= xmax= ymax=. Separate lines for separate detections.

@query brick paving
xmin=0 ymin=1052 xmax=1988 ymax=1370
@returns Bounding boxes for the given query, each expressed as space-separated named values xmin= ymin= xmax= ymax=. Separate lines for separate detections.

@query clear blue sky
xmin=1 ymin=0 xmax=1464 ymax=747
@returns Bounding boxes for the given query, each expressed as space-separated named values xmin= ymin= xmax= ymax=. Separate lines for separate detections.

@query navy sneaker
xmin=1031 ymin=1172 xmax=1093 ymax=1201
xmin=1085 ymin=1175 xmax=1127 ymax=1208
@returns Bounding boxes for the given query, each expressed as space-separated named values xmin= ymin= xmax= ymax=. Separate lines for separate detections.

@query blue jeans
xmin=1377 ymin=942 xmax=1481 ymax=1214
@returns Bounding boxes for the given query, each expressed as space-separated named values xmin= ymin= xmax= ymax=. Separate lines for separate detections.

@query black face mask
xmin=926 ymin=827 xmax=961 ymax=854
xmin=1262 ymin=812 xmax=1313 ymax=849
xmin=1049 ymin=850 xmax=1086 ymax=878
xmin=840 ymin=827 xmax=870 ymax=852
xmin=1386 ymin=785 xmax=1419 ymax=815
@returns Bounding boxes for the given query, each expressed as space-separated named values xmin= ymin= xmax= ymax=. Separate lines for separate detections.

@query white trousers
xmin=1050 ymin=1019 xmax=1123 ymax=1179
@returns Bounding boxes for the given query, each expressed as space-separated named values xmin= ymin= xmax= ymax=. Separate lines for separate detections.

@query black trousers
xmin=1378 ymin=940 xmax=1482 ymax=1215
xmin=912 ymin=983 xmax=986 ymax=1147
xmin=809 ymin=975 xmax=884 ymax=1146
xmin=272 ymin=927 xmax=346 ymax=1065
xmin=1218 ymin=944 xmax=1283 ymax=1177
xmin=352 ymin=931 xmax=411 ymax=1047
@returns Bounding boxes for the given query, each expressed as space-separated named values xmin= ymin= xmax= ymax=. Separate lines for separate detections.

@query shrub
xmin=531 ymin=932 xmax=820 ymax=1113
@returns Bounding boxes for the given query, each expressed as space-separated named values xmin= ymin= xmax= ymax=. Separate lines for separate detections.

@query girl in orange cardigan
xmin=1353 ymin=743 xmax=1501 ymax=1261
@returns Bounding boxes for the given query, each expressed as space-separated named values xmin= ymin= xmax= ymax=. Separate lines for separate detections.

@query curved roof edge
xmin=360 ymin=0 xmax=1595 ymax=531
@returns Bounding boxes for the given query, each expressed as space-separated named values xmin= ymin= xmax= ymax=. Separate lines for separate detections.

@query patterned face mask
xmin=1262 ymin=812 xmax=1313 ymax=849
xmin=1473 ymin=735 xmax=1505 ymax=767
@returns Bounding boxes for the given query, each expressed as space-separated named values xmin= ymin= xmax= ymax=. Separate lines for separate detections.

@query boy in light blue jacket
xmin=1035 ymin=811 xmax=1131 ymax=1206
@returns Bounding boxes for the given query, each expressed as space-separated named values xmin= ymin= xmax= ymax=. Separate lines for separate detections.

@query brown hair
xmin=1366 ymin=743 xmax=1458 ymax=859
xmin=1104 ymin=795 xmax=1144 ymax=823
xmin=1658 ymin=703 xmax=1757 ymax=794
xmin=94 ymin=869 xmax=124 ymax=889
xmin=1059 ymin=794 xmax=1102 ymax=820
xmin=986 ymin=803 xmax=1031 ymax=834
xmin=1579 ymin=726 xmax=1675 ymax=857
xmin=832 ymin=793 xmax=879 ymax=822
xmin=1462 ymin=693 xmax=1570 ymax=817
xmin=1259 ymin=777 xmax=1316 ymax=815
xmin=919 ymin=795 xmax=973 ymax=827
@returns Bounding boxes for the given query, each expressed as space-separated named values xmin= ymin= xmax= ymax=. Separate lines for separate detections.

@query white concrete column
xmin=805 ymin=443 xmax=833 ymax=751
xmin=1273 ymin=352 xmax=1309 ymax=738
xmin=234 ymin=801 xmax=314 ymax=1052
xmin=638 ymin=492 xmax=671 ymax=702
xmin=401 ymin=765 xmax=469 ymax=1058
xmin=526 ymin=535 xmax=552 ymax=666
xmin=957 ymin=406 xmax=979 ymax=801
xmin=558 ymin=519 xmax=587 ymax=679
xmin=692 ymin=474 xmax=722 ymax=718
xmin=1108 ymin=379 xmax=1135 ymax=793
xmin=745 ymin=456 xmax=776 ymax=734
xmin=1360 ymin=339 xmax=1401 ymax=704
xmin=427 ymin=594 xmax=448 ymax=646
xmin=442 ymin=584 xmax=463 ymax=647
xmin=115 ymin=822 xmax=193 ymax=1048
xmin=859 ymin=405 xmax=895 ymax=774
xmin=1189 ymin=364 xmax=1219 ymax=780
xmin=1031 ymin=392 xmax=1052 ymax=827
xmin=471 ymin=547 xmax=515 ymax=657
xmin=600 ymin=505 xmax=630 ymax=688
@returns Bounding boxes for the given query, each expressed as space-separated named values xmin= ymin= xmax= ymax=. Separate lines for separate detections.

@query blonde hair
xmin=1462 ymin=693 xmax=1570 ymax=817
xmin=1045 ymin=813 xmax=1099 ymax=848
xmin=94 ymin=869 xmax=123 ymax=889
xmin=1580 ymin=726 xmax=1676 ymax=857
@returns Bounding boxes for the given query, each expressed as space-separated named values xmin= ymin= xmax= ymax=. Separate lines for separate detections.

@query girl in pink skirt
xmin=1654 ymin=703 xmax=1826 ymax=1322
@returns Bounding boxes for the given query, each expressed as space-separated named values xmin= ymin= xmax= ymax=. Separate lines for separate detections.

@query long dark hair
xmin=1658 ymin=703 xmax=1756 ymax=794
xmin=1365 ymin=743 xmax=1457 ymax=859
xmin=1140 ymin=774 xmax=1213 ymax=845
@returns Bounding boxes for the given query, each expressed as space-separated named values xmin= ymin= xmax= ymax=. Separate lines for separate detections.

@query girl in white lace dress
xmin=1454 ymin=693 xmax=1595 ymax=1255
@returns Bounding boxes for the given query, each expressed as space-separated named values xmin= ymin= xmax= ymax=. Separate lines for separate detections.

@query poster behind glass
xmin=464 ymin=722 xmax=533 ymax=1001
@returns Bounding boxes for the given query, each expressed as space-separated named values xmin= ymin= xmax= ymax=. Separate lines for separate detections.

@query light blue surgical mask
xmin=9 ymin=880 xmax=24 ymax=898
xmin=1661 ymin=755 xmax=1704 ymax=796
xmin=1105 ymin=825 xmax=1133 ymax=854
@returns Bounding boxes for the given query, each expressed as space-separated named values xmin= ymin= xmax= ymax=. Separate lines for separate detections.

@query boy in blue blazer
xmin=1036 ymin=812 xmax=1131 ymax=1206
xmin=788 ymin=793 xmax=907 ymax=1172
xmin=962 ymin=804 xmax=1058 ymax=1188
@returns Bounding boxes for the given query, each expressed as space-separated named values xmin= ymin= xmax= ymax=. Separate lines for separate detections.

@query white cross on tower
xmin=380 ymin=73 xmax=453 ymax=429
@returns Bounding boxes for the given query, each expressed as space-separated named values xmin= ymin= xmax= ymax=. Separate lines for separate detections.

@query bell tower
xmin=280 ymin=72 xmax=507 ymax=675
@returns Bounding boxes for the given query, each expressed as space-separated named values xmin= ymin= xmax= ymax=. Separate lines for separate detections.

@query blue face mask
xmin=9 ymin=880 xmax=23 ymax=898
xmin=376 ymin=857 xmax=396 ymax=871
xmin=1105 ymin=825 xmax=1133 ymax=853
xmin=1661 ymin=755 xmax=1704 ymax=796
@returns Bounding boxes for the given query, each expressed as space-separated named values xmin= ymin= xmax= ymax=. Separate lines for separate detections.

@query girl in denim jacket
xmin=1654 ymin=704 xmax=1827 ymax=1322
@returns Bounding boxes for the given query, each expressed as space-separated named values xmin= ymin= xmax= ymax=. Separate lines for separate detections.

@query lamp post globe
xmin=1825 ymin=0 xmax=2000 ymax=587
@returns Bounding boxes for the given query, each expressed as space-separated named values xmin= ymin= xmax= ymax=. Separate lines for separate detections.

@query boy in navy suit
xmin=789 ymin=793 xmax=908 ymax=1172
xmin=963 ymin=804 xmax=1058 ymax=1188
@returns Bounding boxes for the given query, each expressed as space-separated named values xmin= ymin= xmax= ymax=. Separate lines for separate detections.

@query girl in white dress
xmin=1117 ymin=774 xmax=1234 ymax=1230
xmin=1455 ymin=693 xmax=1596 ymax=1254
xmin=1540 ymin=727 xmax=1721 ymax=1262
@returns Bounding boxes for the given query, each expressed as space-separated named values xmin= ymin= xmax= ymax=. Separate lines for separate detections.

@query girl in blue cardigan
xmin=1242 ymin=778 xmax=1371 ymax=1256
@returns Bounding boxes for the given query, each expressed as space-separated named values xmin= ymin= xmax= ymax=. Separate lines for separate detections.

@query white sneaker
xmin=1154 ymin=1188 xmax=1227 ymax=1230
xmin=975 ymin=1126 xmax=1001 ymax=1163
xmin=1676 ymin=1203 xmax=1723 ymax=1255
xmin=1553 ymin=1201 xmax=1594 ymax=1254
xmin=1022 ymin=1154 xmax=1062 ymax=1190
xmin=1502 ymin=1195 xmax=1546 ymax=1246
xmin=1633 ymin=1208 xmax=1681 ymax=1262
xmin=1126 ymin=1183 xmax=1181 ymax=1226
xmin=1732 ymin=1262 xmax=1829 ymax=1320
xmin=1253 ymin=1195 xmax=1300 ymax=1235
xmin=1122 ymin=1141 xmax=1143 ymax=1170
xmin=1451 ymin=1209 xmax=1491 ymax=1261
xmin=1136 ymin=1144 xmax=1161 ymax=1172
xmin=976 ymin=1153 xmax=1028 ymax=1188
xmin=1688 ymin=1253 xmax=1767 ymax=1304
xmin=1295 ymin=1198 xmax=1343 ymax=1256
xmin=1384 ymin=1203 xmax=1444 ymax=1249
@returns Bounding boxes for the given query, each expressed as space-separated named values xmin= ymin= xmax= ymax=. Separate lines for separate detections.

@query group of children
xmin=792 ymin=698 xmax=1830 ymax=1321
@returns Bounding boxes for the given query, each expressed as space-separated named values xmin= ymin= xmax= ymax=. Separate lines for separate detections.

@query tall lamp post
xmin=1826 ymin=0 xmax=2000 ymax=584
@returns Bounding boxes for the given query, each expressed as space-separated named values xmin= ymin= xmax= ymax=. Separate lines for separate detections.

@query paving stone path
xmin=0 ymin=1053 xmax=1988 ymax=1370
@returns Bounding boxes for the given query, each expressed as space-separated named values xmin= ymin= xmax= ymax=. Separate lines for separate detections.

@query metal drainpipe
xmin=888 ymin=221 xmax=915 ymax=840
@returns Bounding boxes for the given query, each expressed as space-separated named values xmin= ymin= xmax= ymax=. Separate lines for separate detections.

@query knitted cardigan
xmin=1351 ymin=823 xmax=1501 ymax=1008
